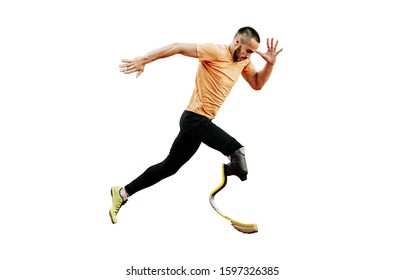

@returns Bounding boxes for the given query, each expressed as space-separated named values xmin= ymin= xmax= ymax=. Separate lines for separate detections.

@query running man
xmin=109 ymin=26 xmax=283 ymax=224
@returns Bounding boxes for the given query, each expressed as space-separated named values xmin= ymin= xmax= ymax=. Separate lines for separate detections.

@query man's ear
xmin=234 ymin=37 xmax=241 ymax=46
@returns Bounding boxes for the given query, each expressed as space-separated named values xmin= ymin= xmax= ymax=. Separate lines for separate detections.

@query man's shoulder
xmin=197 ymin=43 xmax=228 ymax=60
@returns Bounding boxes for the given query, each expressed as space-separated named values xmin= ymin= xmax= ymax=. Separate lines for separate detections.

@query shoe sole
xmin=109 ymin=188 xmax=117 ymax=224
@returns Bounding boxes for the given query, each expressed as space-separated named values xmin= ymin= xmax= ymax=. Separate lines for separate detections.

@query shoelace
xmin=113 ymin=199 xmax=127 ymax=214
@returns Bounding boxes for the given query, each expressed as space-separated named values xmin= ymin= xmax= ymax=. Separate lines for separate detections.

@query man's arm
xmin=242 ymin=38 xmax=283 ymax=90
xmin=119 ymin=43 xmax=198 ymax=77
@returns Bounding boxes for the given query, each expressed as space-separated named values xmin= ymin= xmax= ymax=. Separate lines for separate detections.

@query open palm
xmin=256 ymin=37 xmax=283 ymax=65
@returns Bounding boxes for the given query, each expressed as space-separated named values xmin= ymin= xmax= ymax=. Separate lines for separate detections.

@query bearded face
xmin=233 ymin=45 xmax=242 ymax=62
xmin=232 ymin=39 xmax=259 ymax=62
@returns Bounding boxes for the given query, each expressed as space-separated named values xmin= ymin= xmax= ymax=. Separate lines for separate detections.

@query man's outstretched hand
xmin=256 ymin=37 xmax=283 ymax=65
xmin=119 ymin=57 xmax=145 ymax=78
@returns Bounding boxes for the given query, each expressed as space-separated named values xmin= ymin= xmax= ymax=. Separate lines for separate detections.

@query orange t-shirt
xmin=186 ymin=43 xmax=255 ymax=119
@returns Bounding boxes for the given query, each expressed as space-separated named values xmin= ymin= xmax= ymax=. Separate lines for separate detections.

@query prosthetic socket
xmin=224 ymin=147 xmax=248 ymax=181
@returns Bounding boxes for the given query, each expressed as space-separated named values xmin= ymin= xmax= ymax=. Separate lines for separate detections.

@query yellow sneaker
xmin=109 ymin=187 xmax=126 ymax=224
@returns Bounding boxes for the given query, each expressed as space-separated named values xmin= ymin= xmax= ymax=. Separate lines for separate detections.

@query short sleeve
xmin=197 ymin=43 xmax=224 ymax=61
xmin=242 ymin=59 xmax=256 ymax=75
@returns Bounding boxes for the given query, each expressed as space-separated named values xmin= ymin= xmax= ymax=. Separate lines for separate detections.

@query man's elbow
xmin=252 ymin=84 xmax=264 ymax=91
xmin=250 ymin=74 xmax=265 ymax=90
xmin=170 ymin=43 xmax=182 ymax=53
xmin=251 ymin=81 xmax=264 ymax=91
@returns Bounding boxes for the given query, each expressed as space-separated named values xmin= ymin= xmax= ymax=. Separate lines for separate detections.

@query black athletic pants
xmin=125 ymin=110 xmax=243 ymax=196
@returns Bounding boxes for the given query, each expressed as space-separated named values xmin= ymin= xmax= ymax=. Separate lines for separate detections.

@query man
xmin=109 ymin=26 xmax=282 ymax=224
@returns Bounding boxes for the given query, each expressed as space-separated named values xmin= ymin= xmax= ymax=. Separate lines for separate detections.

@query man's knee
xmin=224 ymin=147 xmax=248 ymax=181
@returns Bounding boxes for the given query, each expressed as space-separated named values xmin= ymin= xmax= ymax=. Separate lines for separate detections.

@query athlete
xmin=109 ymin=26 xmax=283 ymax=224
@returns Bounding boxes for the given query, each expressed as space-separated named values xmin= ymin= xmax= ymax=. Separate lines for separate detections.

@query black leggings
xmin=125 ymin=110 xmax=243 ymax=196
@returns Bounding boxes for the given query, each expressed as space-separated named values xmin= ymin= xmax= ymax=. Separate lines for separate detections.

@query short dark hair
xmin=234 ymin=26 xmax=260 ymax=43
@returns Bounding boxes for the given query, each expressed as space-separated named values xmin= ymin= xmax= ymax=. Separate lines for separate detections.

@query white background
xmin=1 ymin=0 xmax=403 ymax=279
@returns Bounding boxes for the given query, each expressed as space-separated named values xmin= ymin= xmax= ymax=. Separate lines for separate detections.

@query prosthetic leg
xmin=209 ymin=148 xmax=258 ymax=234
